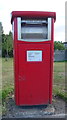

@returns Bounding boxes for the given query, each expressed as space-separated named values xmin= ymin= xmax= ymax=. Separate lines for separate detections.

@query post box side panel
xmin=18 ymin=43 xmax=50 ymax=105
xmin=49 ymin=18 xmax=54 ymax=104
xmin=13 ymin=18 xmax=19 ymax=105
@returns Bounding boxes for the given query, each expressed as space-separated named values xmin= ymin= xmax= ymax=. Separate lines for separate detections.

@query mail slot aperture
xmin=18 ymin=18 xmax=51 ymax=41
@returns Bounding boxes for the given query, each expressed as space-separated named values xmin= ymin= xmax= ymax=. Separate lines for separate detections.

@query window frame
xmin=17 ymin=17 xmax=51 ymax=42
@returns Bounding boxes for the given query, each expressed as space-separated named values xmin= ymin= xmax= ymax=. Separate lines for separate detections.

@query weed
xmin=2 ymin=86 xmax=14 ymax=104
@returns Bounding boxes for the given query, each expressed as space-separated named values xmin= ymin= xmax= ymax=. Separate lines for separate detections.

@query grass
xmin=2 ymin=58 xmax=14 ymax=101
xmin=2 ymin=58 xmax=14 ymax=87
xmin=2 ymin=58 xmax=14 ymax=115
xmin=53 ymin=62 xmax=67 ymax=101
xmin=1 ymin=58 xmax=66 ymax=104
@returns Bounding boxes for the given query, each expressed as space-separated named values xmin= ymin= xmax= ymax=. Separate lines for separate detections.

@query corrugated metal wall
xmin=54 ymin=50 xmax=67 ymax=61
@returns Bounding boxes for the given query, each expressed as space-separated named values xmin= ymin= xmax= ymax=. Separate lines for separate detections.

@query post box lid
xmin=11 ymin=11 xmax=56 ymax=24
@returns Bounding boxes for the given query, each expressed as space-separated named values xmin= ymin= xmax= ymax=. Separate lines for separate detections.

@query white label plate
xmin=27 ymin=51 xmax=42 ymax=61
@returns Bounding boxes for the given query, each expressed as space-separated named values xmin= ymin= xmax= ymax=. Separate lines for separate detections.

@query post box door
xmin=18 ymin=43 xmax=50 ymax=105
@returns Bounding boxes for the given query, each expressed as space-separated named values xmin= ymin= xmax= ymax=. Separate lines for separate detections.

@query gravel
xmin=2 ymin=95 xmax=66 ymax=118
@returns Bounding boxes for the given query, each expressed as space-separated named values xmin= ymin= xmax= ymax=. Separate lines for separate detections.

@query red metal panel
xmin=11 ymin=11 xmax=56 ymax=23
xmin=49 ymin=18 xmax=54 ymax=104
xmin=12 ymin=11 xmax=56 ymax=105
xmin=16 ymin=39 xmax=52 ymax=44
xmin=18 ymin=44 xmax=50 ymax=105
xmin=13 ymin=18 xmax=19 ymax=105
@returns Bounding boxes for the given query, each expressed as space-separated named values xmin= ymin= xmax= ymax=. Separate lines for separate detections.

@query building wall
xmin=54 ymin=50 xmax=67 ymax=61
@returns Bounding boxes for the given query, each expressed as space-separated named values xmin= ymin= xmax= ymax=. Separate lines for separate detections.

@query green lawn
xmin=2 ymin=58 xmax=14 ymax=102
xmin=53 ymin=62 xmax=66 ymax=100
xmin=1 ymin=58 xmax=66 ymax=102
xmin=2 ymin=58 xmax=14 ymax=89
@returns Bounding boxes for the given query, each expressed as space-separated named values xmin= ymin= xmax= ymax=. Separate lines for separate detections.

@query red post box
xmin=11 ymin=11 xmax=56 ymax=106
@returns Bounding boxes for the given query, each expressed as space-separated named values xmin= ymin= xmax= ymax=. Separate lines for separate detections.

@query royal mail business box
xmin=11 ymin=11 xmax=56 ymax=106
